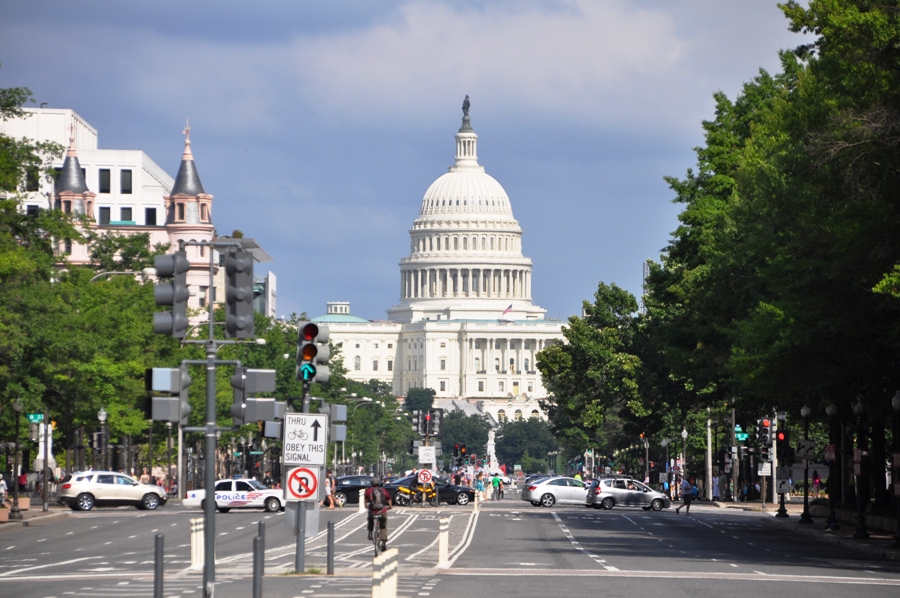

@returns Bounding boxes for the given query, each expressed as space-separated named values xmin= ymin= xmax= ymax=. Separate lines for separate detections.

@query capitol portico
xmin=313 ymin=99 xmax=564 ymax=419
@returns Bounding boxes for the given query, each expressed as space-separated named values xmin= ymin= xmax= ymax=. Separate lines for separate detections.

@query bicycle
xmin=372 ymin=517 xmax=386 ymax=556
xmin=287 ymin=429 xmax=308 ymax=441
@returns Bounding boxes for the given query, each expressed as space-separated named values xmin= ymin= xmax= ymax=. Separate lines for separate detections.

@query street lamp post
xmin=824 ymin=403 xmax=839 ymax=531
xmin=681 ymin=428 xmax=688 ymax=479
xmin=776 ymin=411 xmax=789 ymax=517
xmin=9 ymin=400 xmax=24 ymax=520
xmin=661 ymin=439 xmax=670 ymax=498
xmin=166 ymin=422 xmax=173 ymax=490
xmin=852 ymin=400 xmax=869 ymax=539
xmin=97 ymin=407 xmax=108 ymax=471
xmin=799 ymin=405 xmax=813 ymax=524
xmin=891 ymin=392 xmax=900 ymax=549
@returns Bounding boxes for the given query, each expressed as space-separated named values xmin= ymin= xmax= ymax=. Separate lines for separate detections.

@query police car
xmin=183 ymin=478 xmax=285 ymax=513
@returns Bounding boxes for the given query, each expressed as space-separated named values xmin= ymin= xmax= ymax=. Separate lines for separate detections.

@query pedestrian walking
xmin=675 ymin=475 xmax=693 ymax=514
xmin=320 ymin=469 xmax=335 ymax=510
xmin=712 ymin=473 xmax=720 ymax=501
xmin=490 ymin=473 xmax=501 ymax=500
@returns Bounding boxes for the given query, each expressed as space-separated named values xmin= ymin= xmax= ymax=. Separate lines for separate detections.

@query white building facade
xmin=313 ymin=104 xmax=564 ymax=420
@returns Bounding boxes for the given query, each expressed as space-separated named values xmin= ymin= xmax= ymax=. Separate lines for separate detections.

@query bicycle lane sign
xmin=283 ymin=413 xmax=328 ymax=466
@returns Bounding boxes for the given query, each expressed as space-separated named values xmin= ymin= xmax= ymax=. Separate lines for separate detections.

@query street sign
xmin=777 ymin=478 xmax=791 ymax=494
xmin=418 ymin=446 xmax=436 ymax=465
xmin=796 ymin=439 xmax=815 ymax=460
xmin=757 ymin=463 xmax=771 ymax=476
xmin=285 ymin=466 xmax=321 ymax=502
xmin=657 ymin=472 xmax=667 ymax=484
xmin=824 ymin=444 xmax=836 ymax=461
xmin=27 ymin=413 xmax=43 ymax=423
xmin=736 ymin=433 xmax=749 ymax=441
xmin=418 ymin=469 xmax=433 ymax=484
xmin=283 ymin=413 xmax=328 ymax=466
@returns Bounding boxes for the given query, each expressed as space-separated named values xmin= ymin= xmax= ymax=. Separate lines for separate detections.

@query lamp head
xmin=681 ymin=429 xmax=688 ymax=440
xmin=12 ymin=399 xmax=23 ymax=413
xmin=892 ymin=391 xmax=900 ymax=412
xmin=825 ymin=404 xmax=837 ymax=417
xmin=98 ymin=406 xmax=108 ymax=423
xmin=801 ymin=405 xmax=811 ymax=419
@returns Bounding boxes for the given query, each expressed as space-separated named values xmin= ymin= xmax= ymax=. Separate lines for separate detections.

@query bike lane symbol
xmin=287 ymin=467 xmax=318 ymax=500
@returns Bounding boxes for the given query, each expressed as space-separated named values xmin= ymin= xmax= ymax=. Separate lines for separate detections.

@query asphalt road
xmin=1 ymin=498 xmax=898 ymax=597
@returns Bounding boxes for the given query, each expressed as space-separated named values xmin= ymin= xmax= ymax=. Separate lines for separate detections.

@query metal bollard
xmin=295 ymin=501 xmax=306 ymax=574
xmin=252 ymin=536 xmax=263 ymax=598
xmin=371 ymin=547 xmax=398 ymax=598
xmin=258 ymin=519 xmax=266 ymax=556
xmin=437 ymin=518 xmax=449 ymax=568
xmin=474 ymin=491 xmax=479 ymax=511
xmin=359 ymin=489 xmax=365 ymax=513
xmin=327 ymin=519 xmax=335 ymax=575
xmin=190 ymin=517 xmax=204 ymax=569
xmin=153 ymin=533 xmax=164 ymax=598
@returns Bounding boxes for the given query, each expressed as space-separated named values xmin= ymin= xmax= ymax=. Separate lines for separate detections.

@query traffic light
xmin=230 ymin=366 xmax=277 ymax=426
xmin=776 ymin=430 xmax=790 ymax=461
xmin=428 ymin=408 xmax=443 ymax=435
xmin=453 ymin=443 xmax=460 ymax=458
xmin=224 ymin=249 xmax=254 ymax=338
xmin=146 ymin=366 xmax=193 ymax=425
xmin=296 ymin=322 xmax=330 ymax=385
xmin=411 ymin=410 xmax=421 ymax=434
xmin=91 ymin=431 xmax=102 ymax=451
xmin=152 ymin=250 xmax=190 ymax=338
xmin=460 ymin=444 xmax=467 ymax=464
xmin=29 ymin=423 xmax=39 ymax=442
xmin=757 ymin=417 xmax=770 ymax=445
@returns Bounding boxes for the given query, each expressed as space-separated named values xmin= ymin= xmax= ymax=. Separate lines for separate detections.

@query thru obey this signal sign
xmin=286 ymin=467 xmax=320 ymax=502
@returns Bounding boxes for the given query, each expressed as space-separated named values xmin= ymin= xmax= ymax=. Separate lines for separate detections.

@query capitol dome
xmin=387 ymin=99 xmax=546 ymax=323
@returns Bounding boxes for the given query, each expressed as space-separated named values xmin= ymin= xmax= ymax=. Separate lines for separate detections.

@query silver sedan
xmin=585 ymin=477 xmax=670 ymax=511
xmin=521 ymin=476 xmax=588 ymax=507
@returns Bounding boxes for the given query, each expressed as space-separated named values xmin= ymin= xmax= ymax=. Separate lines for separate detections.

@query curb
xmin=0 ymin=510 xmax=71 ymax=533
xmin=761 ymin=515 xmax=900 ymax=561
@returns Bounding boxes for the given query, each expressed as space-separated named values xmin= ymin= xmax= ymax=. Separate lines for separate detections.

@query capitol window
xmin=498 ymin=409 xmax=507 ymax=422
xmin=531 ymin=409 xmax=540 ymax=418
xmin=499 ymin=381 xmax=505 ymax=392
xmin=354 ymin=356 xmax=361 ymax=371
xmin=515 ymin=409 xmax=523 ymax=421
xmin=440 ymin=342 xmax=446 ymax=348
xmin=454 ymin=237 xmax=458 ymax=250
xmin=388 ymin=344 xmax=393 ymax=349
xmin=440 ymin=381 xmax=446 ymax=391
xmin=440 ymin=359 xmax=446 ymax=370
xmin=524 ymin=358 xmax=530 ymax=371
xmin=387 ymin=360 xmax=393 ymax=371
xmin=528 ymin=382 xmax=534 ymax=392
xmin=474 ymin=357 xmax=480 ymax=370
xmin=373 ymin=360 xmax=378 ymax=371
xmin=478 ymin=381 xmax=484 ymax=392
xmin=494 ymin=358 xmax=500 ymax=371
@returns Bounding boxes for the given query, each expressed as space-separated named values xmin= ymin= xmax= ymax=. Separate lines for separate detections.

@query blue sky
xmin=0 ymin=1 xmax=807 ymax=321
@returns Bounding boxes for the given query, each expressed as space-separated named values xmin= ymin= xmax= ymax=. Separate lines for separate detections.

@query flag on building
xmin=501 ymin=304 xmax=513 ymax=316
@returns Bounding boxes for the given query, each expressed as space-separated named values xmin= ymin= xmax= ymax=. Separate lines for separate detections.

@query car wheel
xmin=456 ymin=492 xmax=470 ymax=506
xmin=334 ymin=492 xmax=347 ymax=508
xmin=142 ymin=494 xmax=160 ymax=510
xmin=651 ymin=498 xmax=664 ymax=512
xmin=76 ymin=493 xmax=95 ymax=511
xmin=394 ymin=493 xmax=410 ymax=507
xmin=218 ymin=507 xmax=231 ymax=513
xmin=601 ymin=497 xmax=614 ymax=510
xmin=264 ymin=497 xmax=280 ymax=513
xmin=530 ymin=500 xmax=541 ymax=507
xmin=540 ymin=493 xmax=556 ymax=507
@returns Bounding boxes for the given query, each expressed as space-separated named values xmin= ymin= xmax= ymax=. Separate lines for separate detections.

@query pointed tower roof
xmin=170 ymin=121 xmax=205 ymax=196
xmin=55 ymin=126 xmax=89 ymax=194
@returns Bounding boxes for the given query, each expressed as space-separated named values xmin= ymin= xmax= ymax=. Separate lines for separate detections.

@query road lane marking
xmin=552 ymin=512 xmax=618 ymax=571
xmin=0 ymin=557 xmax=99 ymax=578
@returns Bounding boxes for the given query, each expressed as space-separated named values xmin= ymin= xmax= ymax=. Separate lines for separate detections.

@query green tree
xmin=440 ymin=410 xmax=491 ymax=459
xmin=495 ymin=417 xmax=556 ymax=471
xmin=403 ymin=387 xmax=435 ymax=412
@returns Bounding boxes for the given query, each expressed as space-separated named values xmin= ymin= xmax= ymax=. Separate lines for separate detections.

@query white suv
xmin=57 ymin=471 xmax=168 ymax=511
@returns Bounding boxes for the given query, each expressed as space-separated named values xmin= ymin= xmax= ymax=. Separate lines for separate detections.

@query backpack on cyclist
xmin=369 ymin=488 xmax=387 ymax=511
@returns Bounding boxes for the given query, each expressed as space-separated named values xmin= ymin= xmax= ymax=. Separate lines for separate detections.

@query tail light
xmin=527 ymin=485 xmax=536 ymax=491
xmin=595 ymin=487 xmax=602 ymax=494
xmin=62 ymin=483 xmax=71 ymax=489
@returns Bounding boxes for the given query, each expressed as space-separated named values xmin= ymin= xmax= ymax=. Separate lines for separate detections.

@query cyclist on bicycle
xmin=365 ymin=477 xmax=392 ymax=549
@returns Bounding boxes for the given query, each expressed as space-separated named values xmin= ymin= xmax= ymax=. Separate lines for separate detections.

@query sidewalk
xmin=712 ymin=498 xmax=900 ymax=561
xmin=0 ymin=502 xmax=70 ymax=532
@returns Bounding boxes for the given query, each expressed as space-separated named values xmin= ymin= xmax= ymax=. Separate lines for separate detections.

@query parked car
xmin=384 ymin=475 xmax=475 ymax=506
xmin=183 ymin=478 xmax=284 ymax=513
xmin=57 ymin=471 xmax=168 ymax=511
xmin=585 ymin=477 xmax=670 ymax=511
xmin=333 ymin=475 xmax=374 ymax=506
xmin=521 ymin=476 xmax=587 ymax=507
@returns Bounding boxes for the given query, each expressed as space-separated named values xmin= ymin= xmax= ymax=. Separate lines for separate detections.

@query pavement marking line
xmin=0 ymin=557 xmax=99 ymax=578
xmin=620 ymin=514 xmax=637 ymax=525
xmin=444 ymin=510 xmax=479 ymax=568
xmin=552 ymin=512 xmax=618 ymax=572
xmin=696 ymin=520 xmax=713 ymax=529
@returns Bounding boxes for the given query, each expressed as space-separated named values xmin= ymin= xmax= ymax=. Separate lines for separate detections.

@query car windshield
xmin=247 ymin=479 xmax=266 ymax=490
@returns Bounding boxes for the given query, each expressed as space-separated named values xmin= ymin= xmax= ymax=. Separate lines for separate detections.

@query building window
xmin=515 ymin=409 xmax=523 ymax=421
xmin=199 ymin=286 xmax=208 ymax=307
xmin=26 ymin=205 xmax=39 ymax=217
xmin=498 ymin=409 xmax=506 ymax=421
xmin=372 ymin=360 xmax=378 ymax=371
xmin=440 ymin=381 xmax=446 ymax=392
xmin=63 ymin=200 xmax=71 ymax=214
xmin=374 ymin=343 xmax=379 ymax=349
xmin=355 ymin=344 xmax=360 ymax=349
xmin=524 ymin=342 xmax=530 ymax=349
xmin=413 ymin=360 xmax=417 ymax=371
xmin=509 ymin=358 xmax=515 ymax=371
xmin=387 ymin=360 xmax=393 ymax=372
xmin=495 ymin=342 xmax=501 ymax=349
xmin=99 ymin=207 xmax=111 ymax=225
xmin=177 ymin=203 xmax=185 ymax=220
xmin=475 ymin=342 xmax=480 ymax=349
xmin=531 ymin=409 xmax=540 ymax=418
xmin=354 ymin=356 xmax=361 ymax=371
xmin=121 ymin=207 xmax=132 ymax=222
xmin=440 ymin=342 xmax=446 ymax=348
xmin=25 ymin=168 xmax=39 ymax=192
xmin=145 ymin=207 xmax=157 ymax=226
xmin=528 ymin=382 xmax=534 ymax=392
xmin=478 ymin=381 xmax=484 ymax=392
xmin=388 ymin=344 xmax=393 ymax=349
xmin=474 ymin=357 xmax=480 ymax=371
xmin=120 ymin=169 xmax=132 ymax=194
xmin=99 ymin=169 xmax=111 ymax=193
xmin=494 ymin=358 xmax=500 ymax=371
xmin=201 ymin=204 xmax=208 ymax=220
xmin=524 ymin=358 xmax=530 ymax=371
xmin=440 ymin=359 xmax=446 ymax=371
xmin=499 ymin=381 xmax=505 ymax=392
xmin=64 ymin=239 xmax=72 ymax=255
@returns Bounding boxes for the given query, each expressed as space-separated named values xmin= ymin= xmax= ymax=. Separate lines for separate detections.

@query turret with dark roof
xmin=166 ymin=123 xmax=213 ymax=226
xmin=55 ymin=134 xmax=89 ymax=194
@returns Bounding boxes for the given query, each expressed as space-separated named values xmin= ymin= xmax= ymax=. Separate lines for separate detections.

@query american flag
xmin=501 ymin=304 xmax=513 ymax=316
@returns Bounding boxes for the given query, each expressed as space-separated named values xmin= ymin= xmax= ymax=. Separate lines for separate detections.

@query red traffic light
xmin=775 ymin=431 xmax=787 ymax=442
xmin=762 ymin=419 xmax=770 ymax=428
xmin=300 ymin=322 xmax=319 ymax=342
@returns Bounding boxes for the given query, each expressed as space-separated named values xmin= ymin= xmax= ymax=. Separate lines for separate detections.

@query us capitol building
xmin=313 ymin=99 xmax=564 ymax=423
